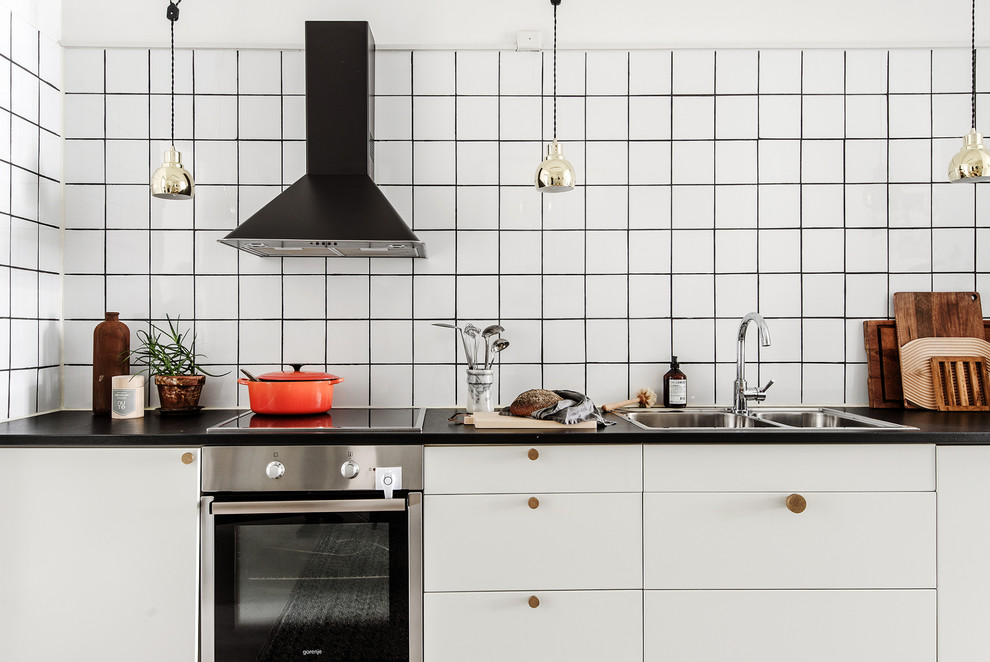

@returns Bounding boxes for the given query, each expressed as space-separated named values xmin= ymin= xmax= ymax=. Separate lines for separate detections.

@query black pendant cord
xmin=552 ymin=0 xmax=559 ymax=142
xmin=973 ymin=0 xmax=978 ymax=130
xmin=167 ymin=0 xmax=181 ymax=147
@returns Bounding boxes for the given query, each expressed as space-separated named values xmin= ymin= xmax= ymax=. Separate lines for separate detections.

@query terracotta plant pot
xmin=155 ymin=375 xmax=205 ymax=410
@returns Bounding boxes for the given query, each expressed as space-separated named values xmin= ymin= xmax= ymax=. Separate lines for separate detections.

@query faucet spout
xmin=733 ymin=312 xmax=772 ymax=414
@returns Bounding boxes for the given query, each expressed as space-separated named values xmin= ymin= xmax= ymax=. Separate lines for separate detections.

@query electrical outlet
xmin=516 ymin=30 xmax=542 ymax=51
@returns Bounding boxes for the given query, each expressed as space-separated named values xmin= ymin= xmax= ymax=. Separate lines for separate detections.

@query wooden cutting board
xmin=893 ymin=292 xmax=984 ymax=347
xmin=863 ymin=319 xmax=990 ymax=408
xmin=465 ymin=412 xmax=597 ymax=429
xmin=893 ymin=292 xmax=985 ymax=407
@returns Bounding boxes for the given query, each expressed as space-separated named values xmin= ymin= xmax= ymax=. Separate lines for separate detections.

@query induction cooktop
xmin=207 ymin=407 xmax=426 ymax=433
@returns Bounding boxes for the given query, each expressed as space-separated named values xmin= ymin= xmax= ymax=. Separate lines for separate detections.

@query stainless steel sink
xmin=747 ymin=408 xmax=910 ymax=429
xmin=621 ymin=409 xmax=778 ymax=429
xmin=617 ymin=407 xmax=913 ymax=431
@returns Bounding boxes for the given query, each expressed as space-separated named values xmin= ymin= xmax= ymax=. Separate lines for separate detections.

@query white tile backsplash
xmin=37 ymin=42 xmax=990 ymax=413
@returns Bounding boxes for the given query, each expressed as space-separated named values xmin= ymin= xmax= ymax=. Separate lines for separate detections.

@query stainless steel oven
xmin=200 ymin=445 xmax=423 ymax=662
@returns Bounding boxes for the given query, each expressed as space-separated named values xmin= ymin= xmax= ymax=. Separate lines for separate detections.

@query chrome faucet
xmin=733 ymin=312 xmax=774 ymax=414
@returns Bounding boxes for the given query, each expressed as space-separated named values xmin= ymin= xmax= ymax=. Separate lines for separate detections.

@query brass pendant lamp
xmin=949 ymin=0 xmax=990 ymax=182
xmin=535 ymin=0 xmax=576 ymax=193
xmin=151 ymin=0 xmax=195 ymax=199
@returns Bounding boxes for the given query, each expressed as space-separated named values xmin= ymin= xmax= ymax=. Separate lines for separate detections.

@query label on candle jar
xmin=111 ymin=375 xmax=145 ymax=419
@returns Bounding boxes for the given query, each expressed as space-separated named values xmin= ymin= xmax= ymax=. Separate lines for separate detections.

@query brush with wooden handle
xmin=602 ymin=387 xmax=658 ymax=412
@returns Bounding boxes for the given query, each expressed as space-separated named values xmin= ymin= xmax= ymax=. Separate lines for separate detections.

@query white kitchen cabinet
xmin=424 ymin=444 xmax=642 ymax=494
xmin=937 ymin=445 xmax=990 ymax=662
xmin=645 ymin=589 xmax=935 ymax=662
xmin=425 ymin=492 xmax=641 ymax=591
xmin=0 ymin=447 xmax=200 ymax=662
xmin=425 ymin=590 xmax=642 ymax=662
xmin=645 ymin=491 xmax=935 ymax=589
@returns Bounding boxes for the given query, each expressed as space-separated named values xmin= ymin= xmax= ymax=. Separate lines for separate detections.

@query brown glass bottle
xmin=93 ymin=312 xmax=130 ymax=415
xmin=663 ymin=355 xmax=687 ymax=408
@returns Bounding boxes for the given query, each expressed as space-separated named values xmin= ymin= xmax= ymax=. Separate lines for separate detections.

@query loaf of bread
xmin=508 ymin=389 xmax=563 ymax=417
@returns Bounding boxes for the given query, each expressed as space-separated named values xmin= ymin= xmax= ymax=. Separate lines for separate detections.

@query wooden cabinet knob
xmin=528 ymin=497 xmax=540 ymax=509
xmin=785 ymin=493 xmax=807 ymax=513
xmin=528 ymin=595 xmax=540 ymax=608
xmin=181 ymin=452 xmax=194 ymax=465
xmin=528 ymin=448 xmax=539 ymax=461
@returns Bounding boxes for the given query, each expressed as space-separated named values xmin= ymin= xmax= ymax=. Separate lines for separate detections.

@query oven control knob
xmin=265 ymin=461 xmax=285 ymax=479
xmin=341 ymin=460 xmax=360 ymax=479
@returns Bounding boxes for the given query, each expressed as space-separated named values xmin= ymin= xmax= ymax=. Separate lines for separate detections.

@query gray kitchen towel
xmin=501 ymin=389 xmax=614 ymax=426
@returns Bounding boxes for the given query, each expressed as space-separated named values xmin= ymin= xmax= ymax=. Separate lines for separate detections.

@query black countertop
xmin=0 ymin=406 xmax=987 ymax=446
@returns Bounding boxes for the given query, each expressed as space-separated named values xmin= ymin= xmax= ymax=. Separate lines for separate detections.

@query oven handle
xmin=210 ymin=498 xmax=408 ymax=515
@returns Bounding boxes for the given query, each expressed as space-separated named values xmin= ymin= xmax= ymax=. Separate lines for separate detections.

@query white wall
xmin=62 ymin=0 xmax=973 ymax=50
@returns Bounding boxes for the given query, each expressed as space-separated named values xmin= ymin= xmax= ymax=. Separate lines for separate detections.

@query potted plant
xmin=128 ymin=316 xmax=227 ymax=411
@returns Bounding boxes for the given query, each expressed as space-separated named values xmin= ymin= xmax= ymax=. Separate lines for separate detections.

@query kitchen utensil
xmin=930 ymin=356 xmax=990 ymax=411
xmin=481 ymin=324 xmax=505 ymax=368
xmin=863 ymin=319 xmax=990 ymax=408
xmin=463 ymin=324 xmax=481 ymax=367
xmin=240 ymin=369 xmax=260 ymax=381
xmin=602 ymin=387 xmax=658 ymax=412
xmin=465 ymin=412 xmax=597 ymax=429
xmin=894 ymin=292 xmax=985 ymax=407
xmin=899 ymin=337 xmax=990 ymax=409
xmin=433 ymin=322 xmax=476 ymax=368
xmin=487 ymin=338 xmax=509 ymax=369
xmin=237 ymin=364 xmax=344 ymax=415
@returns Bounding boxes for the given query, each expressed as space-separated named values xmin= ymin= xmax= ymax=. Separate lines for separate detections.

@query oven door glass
xmin=210 ymin=500 xmax=411 ymax=662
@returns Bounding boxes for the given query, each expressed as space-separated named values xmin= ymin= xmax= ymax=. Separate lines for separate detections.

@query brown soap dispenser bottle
xmin=93 ymin=312 xmax=130 ymax=415
xmin=663 ymin=355 xmax=687 ymax=408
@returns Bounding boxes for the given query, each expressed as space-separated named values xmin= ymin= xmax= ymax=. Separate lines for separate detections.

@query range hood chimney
xmin=219 ymin=22 xmax=426 ymax=258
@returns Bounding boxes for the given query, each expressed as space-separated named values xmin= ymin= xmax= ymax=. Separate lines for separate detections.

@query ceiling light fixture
xmin=949 ymin=0 xmax=990 ymax=182
xmin=151 ymin=0 xmax=195 ymax=199
xmin=534 ymin=0 xmax=575 ymax=193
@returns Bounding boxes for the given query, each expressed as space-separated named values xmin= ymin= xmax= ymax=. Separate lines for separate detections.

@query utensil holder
xmin=466 ymin=369 xmax=495 ymax=413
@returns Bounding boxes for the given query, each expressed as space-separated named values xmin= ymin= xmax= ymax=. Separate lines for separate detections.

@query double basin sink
xmin=617 ymin=407 xmax=913 ymax=431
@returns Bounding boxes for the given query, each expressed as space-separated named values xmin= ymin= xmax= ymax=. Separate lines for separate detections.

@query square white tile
xmin=64 ymin=48 xmax=105 ymax=93
xmin=237 ymin=51 xmax=281 ymax=95
xmin=933 ymin=227 xmax=975 ymax=272
xmin=715 ymin=49 xmax=758 ymax=94
xmin=586 ymin=51 xmax=628 ymax=95
xmin=105 ymin=94 xmax=150 ymax=139
xmin=802 ymin=140 xmax=845 ymax=184
xmin=758 ymin=95 xmax=801 ymax=139
xmin=801 ymin=185 xmax=844 ymax=227
xmin=150 ymin=275 xmax=194 ymax=319
xmin=499 ymin=275 xmax=543 ymax=320
xmin=758 ymin=140 xmax=800 ymax=184
xmin=715 ymin=141 xmax=757 ymax=185
xmin=629 ymin=142 xmax=672 ymax=185
xmin=498 ymin=231 xmax=543 ymax=274
xmin=671 ymin=185 xmax=714 ymax=229
xmin=580 ymin=186 xmax=621 ymax=230
xmin=672 ymin=50 xmax=714 ymax=95
xmin=104 ymin=48 xmax=148 ymax=93
xmin=758 ymin=273 xmax=802 ymax=317
xmin=238 ymin=96 xmax=282 ymax=140
xmin=586 ymin=96 xmax=628 ymax=141
xmin=375 ymin=51 xmax=411 ymax=96
xmin=629 ymin=51 xmax=671 ymax=95
xmin=758 ymin=229 xmax=801 ymax=272
xmin=456 ymin=231 xmax=499 ymax=274
xmin=932 ymin=93 xmax=970 ymax=139
xmin=802 ymin=95 xmax=844 ymax=139
xmin=629 ymin=96 xmax=671 ymax=140
xmin=844 ymin=140 xmax=887 ymax=183
xmin=194 ymin=50 xmax=237 ymax=95
xmin=586 ymin=319 xmax=628 ymax=362
xmin=715 ymin=229 xmax=757 ymax=272
xmin=455 ymin=96 xmax=497 ymax=141
xmin=545 ymin=51 xmax=586 ymax=96
xmin=888 ymin=228 xmax=932 ymax=272
xmin=671 ymin=274 xmax=715 ymax=317
xmin=801 ymin=228 xmax=844 ymax=272
xmin=374 ymin=141 xmax=412 ymax=185
xmin=586 ymin=274 xmax=628 ymax=318
xmin=932 ymin=48 xmax=971 ymax=94
xmin=802 ymin=273 xmax=844 ymax=316
xmin=802 ymin=320 xmax=846 ymax=363
xmin=628 ymin=230 xmax=671 ymax=273
xmin=845 ymin=184 xmax=887 ymax=227
xmin=106 ymin=230 xmax=151 ymax=274
xmin=845 ymin=95 xmax=888 ymax=139
xmin=671 ymin=140 xmax=715 ymax=185
xmin=499 ymin=95 xmax=542 ymax=141
xmin=585 ymin=141 xmax=627 ymax=185
xmin=412 ymin=186 xmax=455 ymax=230
xmin=672 ymin=96 xmax=715 ymax=140
xmin=194 ymin=95 xmax=238 ymax=140
xmin=498 ymin=186 xmax=541 ymax=230
xmin=499 ymin=52 xmax=541 ymax=96
xmin=455 ymin=142 xmax=498 ymax=185
xmin=888 ymin=94 xmax=932 ymax=139
xmin=542 ymin=231 xmax=585 ymax=274
xmin=413 ymin=51 xmax=455 ymax=95
xmin=585 ymin=231 xmax=628 ymax=274
xmin=888 ymin=49 xmax=931 ymax=93
xmin=64 ymin=94 xmax=105 ymax=139
xmin=845 ymin=228 xmax=888 ymax=272
xmin=151 ymin=48 xmax=192 ymax=95
xmin=845 ymin=273 xmax=889 ymax=318
xmin=715 ymin=95 xmax=758 ymax=140
xmin=541 ymin=274 xmax=585 ymax=319
xmin=541 ymin=319 xmax=585 ymax=363
xmin=671 ymin=318 xmax=715 ymax=364
xmin=629 ymin=186 xmax=671 ymax=230
xmin=455 ymin=51 xmax=499 ymax=96
xmin=845 ymin=49 xmax=887 ymax=94
xmin=758 ymin=50 xmax=801 ymax=94
xmin=454 ymin=275 xmax=499 ymax=319
xmin=413 ymin=276 xmax=456 ymax=320
xmin=238 ymin=141 xmax=282 ymax=185
xmin=802 ymin=50 xmax=845 ymax=94
xmin=714 ymin=274 xmax=758 ymax=317
xmin=715 ymin=185 xmax=757 ymax=229
xmin=888 ymin=139 xmax=932 ymax=183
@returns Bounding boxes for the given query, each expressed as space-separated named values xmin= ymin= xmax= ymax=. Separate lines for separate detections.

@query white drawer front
xmin=645 ymin=589 xmax=935 ymax=662
xmin=645 ymin=492 xmax=934 ymax=589
xmin=644 ymin=443 xmax=934 ymax=492
xmin=424 ymin=444 xmax=642 ymax=494
xmin=426 ymin=590 xmax=642 ymax=662
xmin=425 ymin=493 xmax=642 ymax=591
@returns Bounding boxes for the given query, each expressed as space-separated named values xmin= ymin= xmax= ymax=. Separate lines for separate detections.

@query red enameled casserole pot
xmin=237 ymin=364 xmax=344 ymax=415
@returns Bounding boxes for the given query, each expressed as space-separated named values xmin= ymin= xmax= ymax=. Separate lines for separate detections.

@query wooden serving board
xmin=465 ymin=412 xmax=597 ymax=429
xmin=930 ymin=356 xmax=990 ymax=411
xmin=863 ymin=319 xmax=990 ymax=408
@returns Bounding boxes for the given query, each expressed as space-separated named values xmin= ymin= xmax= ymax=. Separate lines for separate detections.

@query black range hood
xmin=219 ymin=22 xmax=426 ymax=258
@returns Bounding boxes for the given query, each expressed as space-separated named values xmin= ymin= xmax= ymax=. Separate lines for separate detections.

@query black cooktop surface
xmin=207 ymin=407 xmax=426 ymax=433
